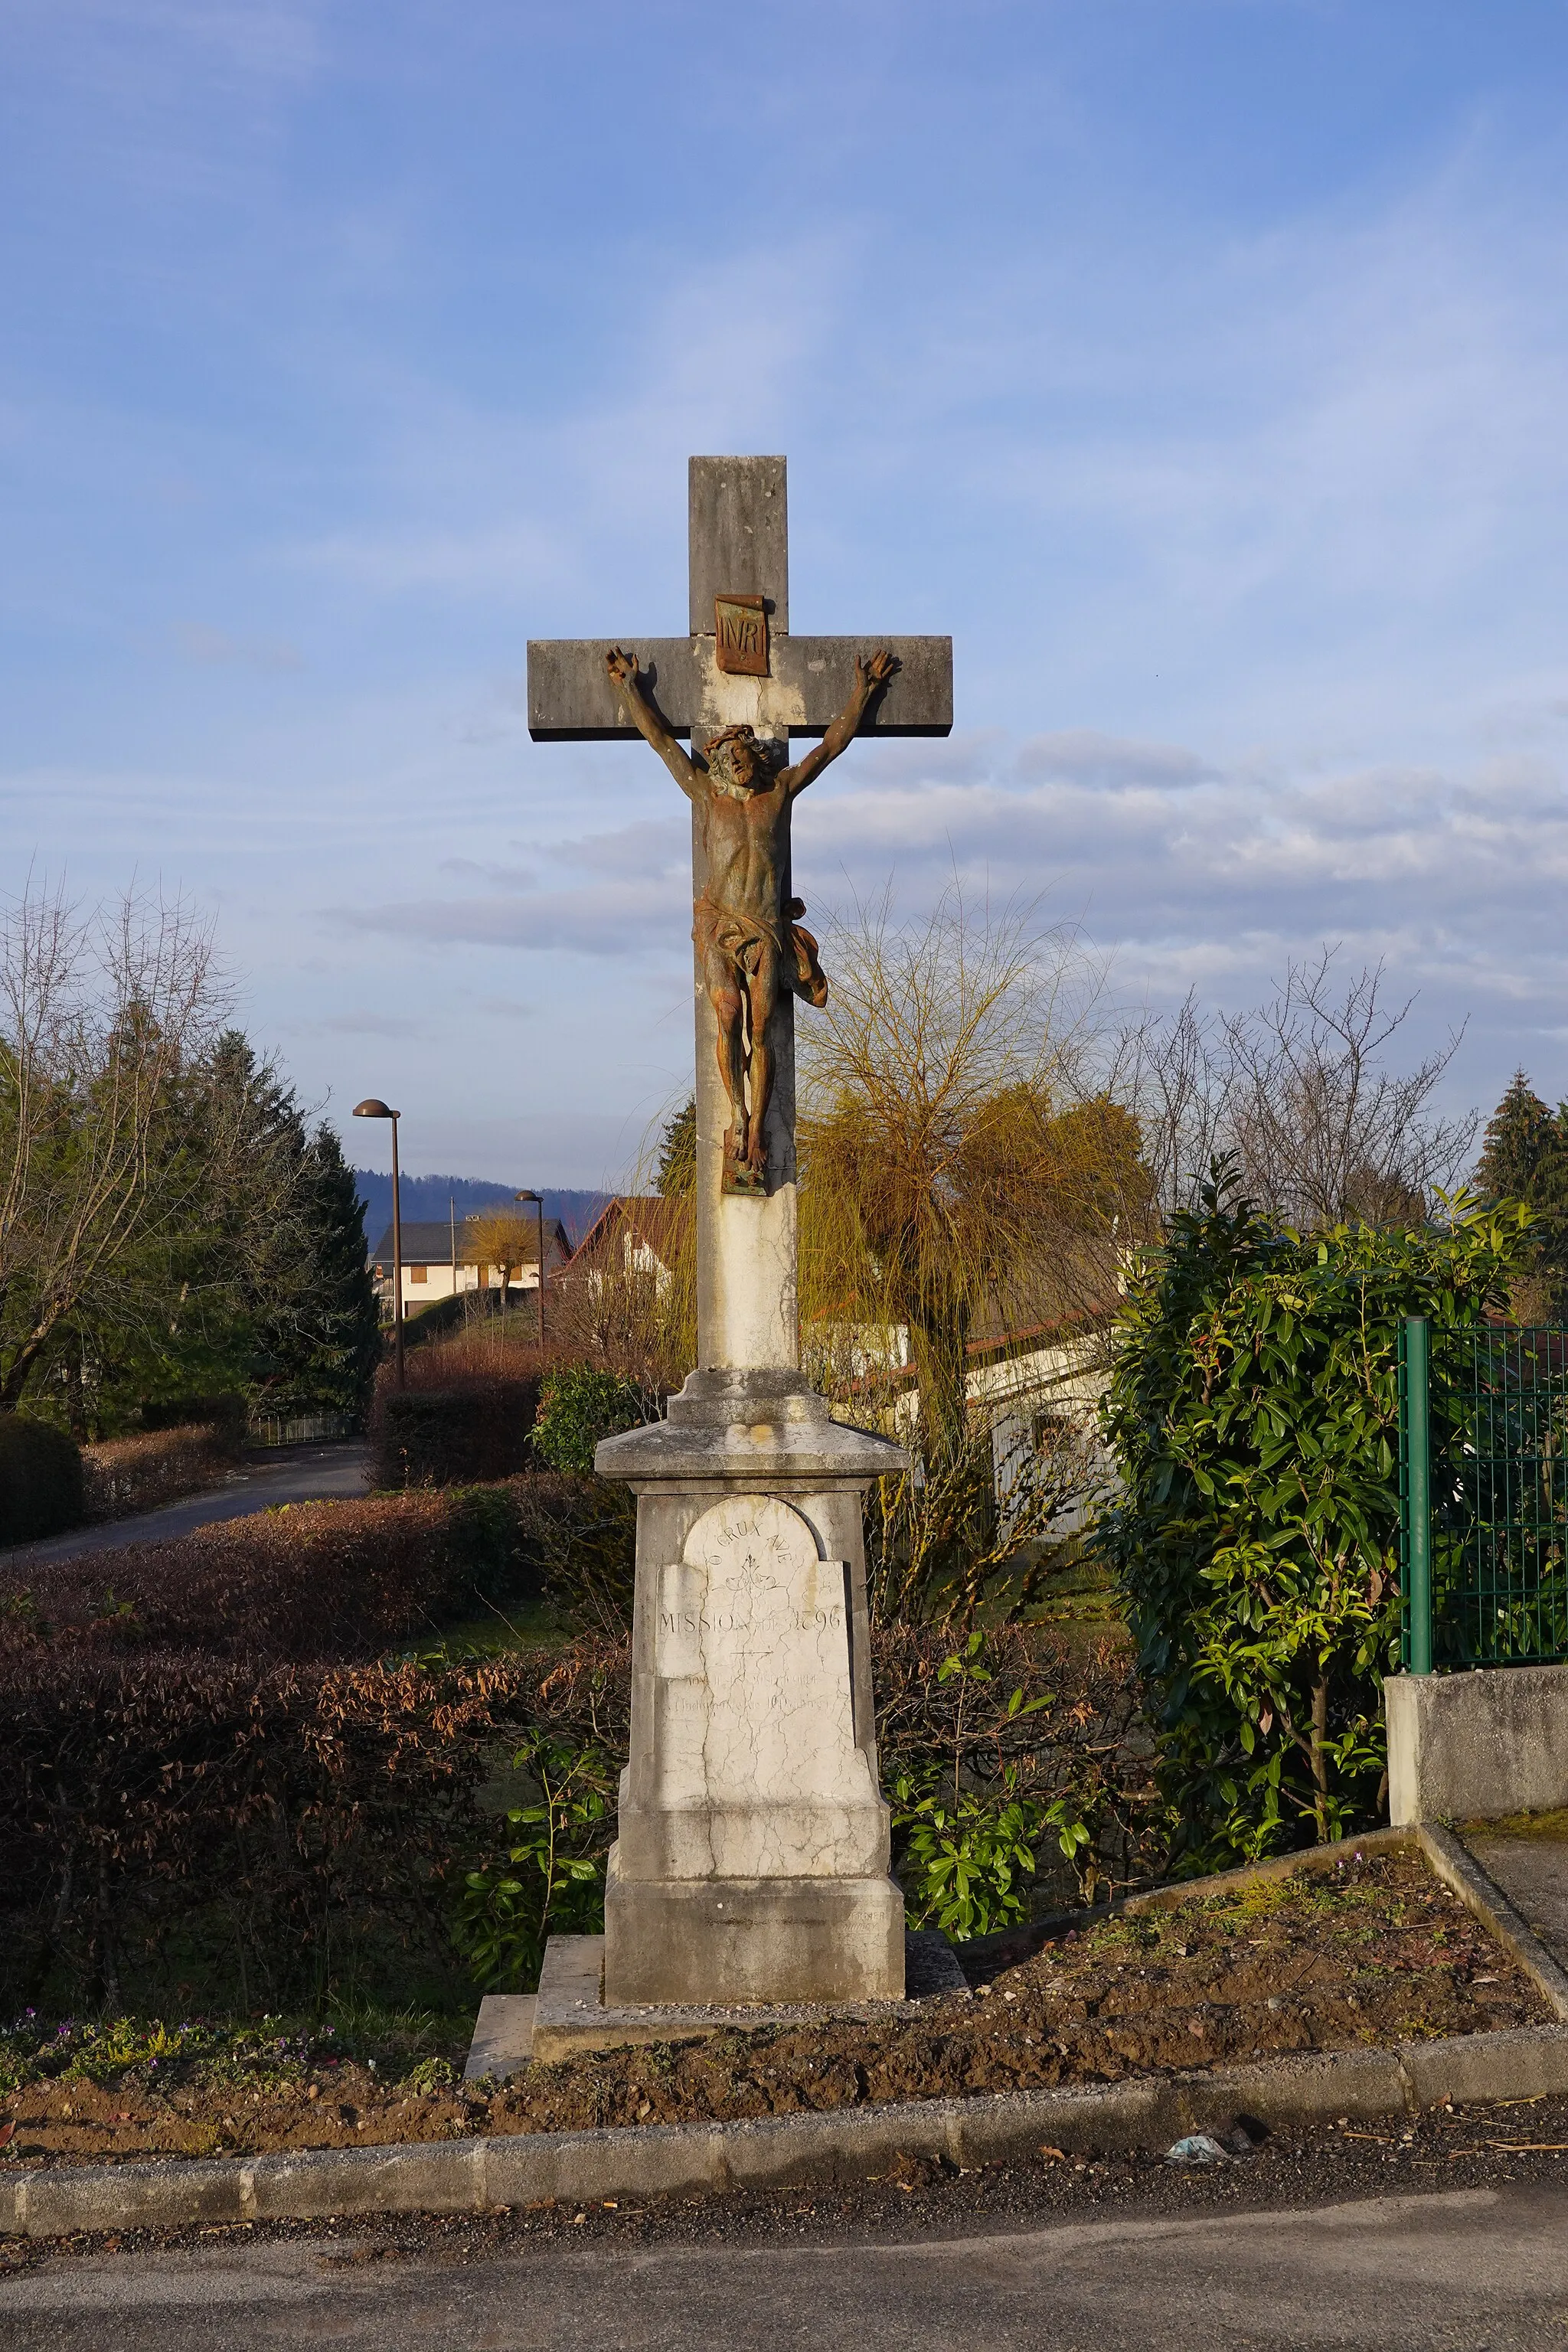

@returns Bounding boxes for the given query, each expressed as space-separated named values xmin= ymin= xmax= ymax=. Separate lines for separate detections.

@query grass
xmin=1464 ymin=1806 xmax=1568 ymax=1841
xmin=0 ymin=1999 xmax=471 ymax=2100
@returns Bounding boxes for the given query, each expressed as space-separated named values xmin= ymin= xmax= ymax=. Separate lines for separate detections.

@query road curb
xmin=5 ymin=2025 xmax=1568 ymax=2239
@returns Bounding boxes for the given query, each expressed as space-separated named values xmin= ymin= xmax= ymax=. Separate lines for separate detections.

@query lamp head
xmin=515 ymin=1189 xmax=541 ymax=1204
xmin=353 ymin=1099 xmax=398 ymax=1120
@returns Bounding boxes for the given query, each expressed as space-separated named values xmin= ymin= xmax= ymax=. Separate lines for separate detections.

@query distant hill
xmin=352 ymin=1171 xmax=612 ymax=1253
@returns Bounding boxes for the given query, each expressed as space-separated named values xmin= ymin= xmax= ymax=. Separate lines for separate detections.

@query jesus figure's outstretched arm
xmin=604 ymin=647 xmax=701 ymax=801
xmin=782 ymin=649 xmax=899 ymax=798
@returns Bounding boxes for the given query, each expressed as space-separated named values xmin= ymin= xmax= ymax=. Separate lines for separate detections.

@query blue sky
xmin=5 ymin=1 xmax=1568 ymax=1185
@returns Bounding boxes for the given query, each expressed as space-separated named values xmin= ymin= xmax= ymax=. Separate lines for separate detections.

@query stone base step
xmin=462 ymin=1928 xmax=966 ymax=2081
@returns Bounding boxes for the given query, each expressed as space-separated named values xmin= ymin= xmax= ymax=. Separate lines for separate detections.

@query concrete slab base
xmin=501 ymin=1927 xmax=965 ymax=2071
xmin=463 ymin=1994 xmax=537 ymax=2082
xmin=1465 ymin=1818 xmax=1568 ymax=1972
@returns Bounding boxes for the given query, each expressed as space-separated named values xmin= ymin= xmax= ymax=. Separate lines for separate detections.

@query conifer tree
xmin=1475 ymin=1070 xmax=1568 ymax=1322
xmin=656 ymin=1097 xmax=697 ymax=1196
xmin=276 ymin=1122 xmax=383 ymax=1420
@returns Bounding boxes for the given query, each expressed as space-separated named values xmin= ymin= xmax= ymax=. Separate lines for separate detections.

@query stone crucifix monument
xmin=528 ymin=456 xmax=952 ymax=2008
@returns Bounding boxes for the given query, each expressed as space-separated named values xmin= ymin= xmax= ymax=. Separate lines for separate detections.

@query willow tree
xmin=795 ymin=890 xmax=1150 ymax=1616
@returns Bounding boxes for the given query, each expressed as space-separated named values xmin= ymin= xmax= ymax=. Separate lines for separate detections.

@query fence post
xmin=1404 ymin=1315 xmax=1433 ymax=1674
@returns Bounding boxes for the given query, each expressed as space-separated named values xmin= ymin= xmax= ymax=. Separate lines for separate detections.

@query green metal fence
xmin=1400 ymin=1316 xmax=1568 ymax=1673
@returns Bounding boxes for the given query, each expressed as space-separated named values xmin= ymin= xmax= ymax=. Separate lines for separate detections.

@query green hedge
xmin=0 ymin=1416 xmax=85 ymax=1546
xmin=1097 ymin=1169 xmax=1529 ymax=1868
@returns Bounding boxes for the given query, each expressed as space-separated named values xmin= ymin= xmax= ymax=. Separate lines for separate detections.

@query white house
xmin=368 ymin=1214 xmax=570 ymax=1320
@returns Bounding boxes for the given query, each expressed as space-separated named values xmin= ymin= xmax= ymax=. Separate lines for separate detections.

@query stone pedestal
xmin=596 ymin=1370 xmax=906 ymax=2007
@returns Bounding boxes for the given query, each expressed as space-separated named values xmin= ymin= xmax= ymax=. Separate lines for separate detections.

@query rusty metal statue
xmin=605 ymin=644 xmax=897 ymax=1194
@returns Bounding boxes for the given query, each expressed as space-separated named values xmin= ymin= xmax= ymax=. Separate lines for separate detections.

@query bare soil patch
xmin=0 ymin=1847 xmax=1548 ymax=2171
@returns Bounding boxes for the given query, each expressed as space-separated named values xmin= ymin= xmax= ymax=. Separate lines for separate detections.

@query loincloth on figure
xmin=692 ymin=893 xmax=828 ymax=1009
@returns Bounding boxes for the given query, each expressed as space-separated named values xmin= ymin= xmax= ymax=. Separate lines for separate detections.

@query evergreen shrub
xmin=531 ymin=1366 xmax=654 ymax=1475
xmin=0 ymin=1414 xmax=84 ymax=1544
xmin=138 ymin=1393 xmax=250 ymax=1444
xmin=1098 ymin=1167 xmax=1530 ymax=1870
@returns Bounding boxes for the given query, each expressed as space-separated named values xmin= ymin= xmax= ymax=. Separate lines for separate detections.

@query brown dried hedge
xmin=368 ymin=1378 xmax=543 ymax=1488
xmin=0 ymin=1481 xmax=567 ymax=1663
xmin=0 ymin=1642 xmax=629 ymax=2014
xmin=81 ymin=1421 xmax=242 ymax=1524
xmin=0 ymin=1599 xmax=1158 ymax=2014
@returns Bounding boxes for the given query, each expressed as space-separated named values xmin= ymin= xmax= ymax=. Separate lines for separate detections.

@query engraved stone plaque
xmin=713 ymin=592 xmax=769 ymax=676
xmin=654 ymin=1494 xmax=861 ymax=1815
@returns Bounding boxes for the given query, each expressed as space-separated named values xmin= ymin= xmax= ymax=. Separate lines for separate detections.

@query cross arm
xmin=527 ymin=635 xmax=953 ymax=742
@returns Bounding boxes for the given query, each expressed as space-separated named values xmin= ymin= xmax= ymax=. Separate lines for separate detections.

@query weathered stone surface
xmin=526 ymin=633 xmax=953 ymax=742
xmin=689 ymin=455 xmax=788 ymax=633
xmin=604 ymin=1864 xmax=904 ymax=2007
xmin=601 ymin=1478 xmax=904 ymax=2006
xmin=1399 ymin=2024 xmax=1568 ymax=2107
xmin=244 ymin=2138 xmax=483 ymax=2220
xmin=533 ymin=1926 xmax=938 ymax=2062
xmin=18 ymin=2158 xmax=241 ymax=2238
xmin=645 ymin=1494 xmax=874 ymax=1876
xmin=464 ymin=1994 xmax=537 ymax=2082
xmin=1387 ymin=1664 xmax=1568 ymax=1825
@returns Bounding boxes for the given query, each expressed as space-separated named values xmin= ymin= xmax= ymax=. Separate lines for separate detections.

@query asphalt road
xmin=5 ymin=1442 xmax=369 ymax=1566
xmin=2 ymin=2180 xmax=1566 ymax=2351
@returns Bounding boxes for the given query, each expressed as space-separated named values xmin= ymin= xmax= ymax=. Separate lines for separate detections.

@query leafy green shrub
xmin=531 ymin=1367 xmax=653 ymax=1475
xmin=452 ymin=1729 xmax=616 ymax=1990
xmin=1097 ymin=1168 xmax=1530 ymax=1870
xmin=887 ymin=1632 xmax=1090 ymax=1936
xmin=0 ymin=1413 xmax=83 ymax=1544
xmin=893 ymin=1769 xmax=1089 ymax=1938
xmin=370 ymin=1378 xmax=541 ymax=1488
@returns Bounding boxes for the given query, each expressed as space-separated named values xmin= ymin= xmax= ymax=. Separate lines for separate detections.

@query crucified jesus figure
xmin=606 ymin=644 xmax=898 ymax=1194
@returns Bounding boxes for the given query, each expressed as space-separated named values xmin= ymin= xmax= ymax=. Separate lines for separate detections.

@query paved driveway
xmin=2 ymin=2184 xmax=1565 ymax=2350
xmin=3 ymin=1442 xmax=370 ymax=1567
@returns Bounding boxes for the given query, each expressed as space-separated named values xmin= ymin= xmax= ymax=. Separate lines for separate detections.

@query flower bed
xmin=0 ymin=1849 xmax=1543 ymax=2166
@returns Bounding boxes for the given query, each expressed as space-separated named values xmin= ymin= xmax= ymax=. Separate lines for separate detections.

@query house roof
xmin=369 ymin=1214 xmax=570 ymax=1268
xmin=565 ymin=1194 xmax=690 ymax=1272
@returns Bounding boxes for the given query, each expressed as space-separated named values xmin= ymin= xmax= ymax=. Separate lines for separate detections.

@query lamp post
xmin=516 ymin=1190 xmax=546 ymax=1353
xmin=354 ymin=1099 xmax=405 ymax=1390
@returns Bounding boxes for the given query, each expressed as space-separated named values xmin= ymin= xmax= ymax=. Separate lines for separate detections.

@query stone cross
xmin=527 ymin=459 xmax=952 ymax=2011
xmin=528 ymin=456 xmax=952 ymax=1378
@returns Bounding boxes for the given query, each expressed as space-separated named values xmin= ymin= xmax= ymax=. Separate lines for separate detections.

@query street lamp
xmin=354 ymin=1099 xmax=405 ymax=1390
xmin=516 ymin=1190 xmax=546 ymax=1353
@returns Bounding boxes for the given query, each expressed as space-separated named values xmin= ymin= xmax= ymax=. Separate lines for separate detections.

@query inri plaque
xmin=713 ymin=592 xmax=769 ymax=676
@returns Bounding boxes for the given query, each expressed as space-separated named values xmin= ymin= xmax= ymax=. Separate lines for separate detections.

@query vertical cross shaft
xmin=687 ymin=459 xmax=799 ymax=1374
xmin=688 ymin=455 xmax=788 ymax=636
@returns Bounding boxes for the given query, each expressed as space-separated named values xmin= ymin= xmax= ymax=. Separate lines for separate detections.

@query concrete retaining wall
xmin=1387 ymin=1665 xmax=1568 ymax=1825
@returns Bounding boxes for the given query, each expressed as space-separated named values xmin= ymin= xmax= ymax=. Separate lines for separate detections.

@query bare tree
xmin=0 ymin=879 xmax=273 ymax=1410
xmin=792 ymin=886 xmax=1149 ymax=1619
xmin=1129 ymin=949 xmax=1475 ymax=1229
